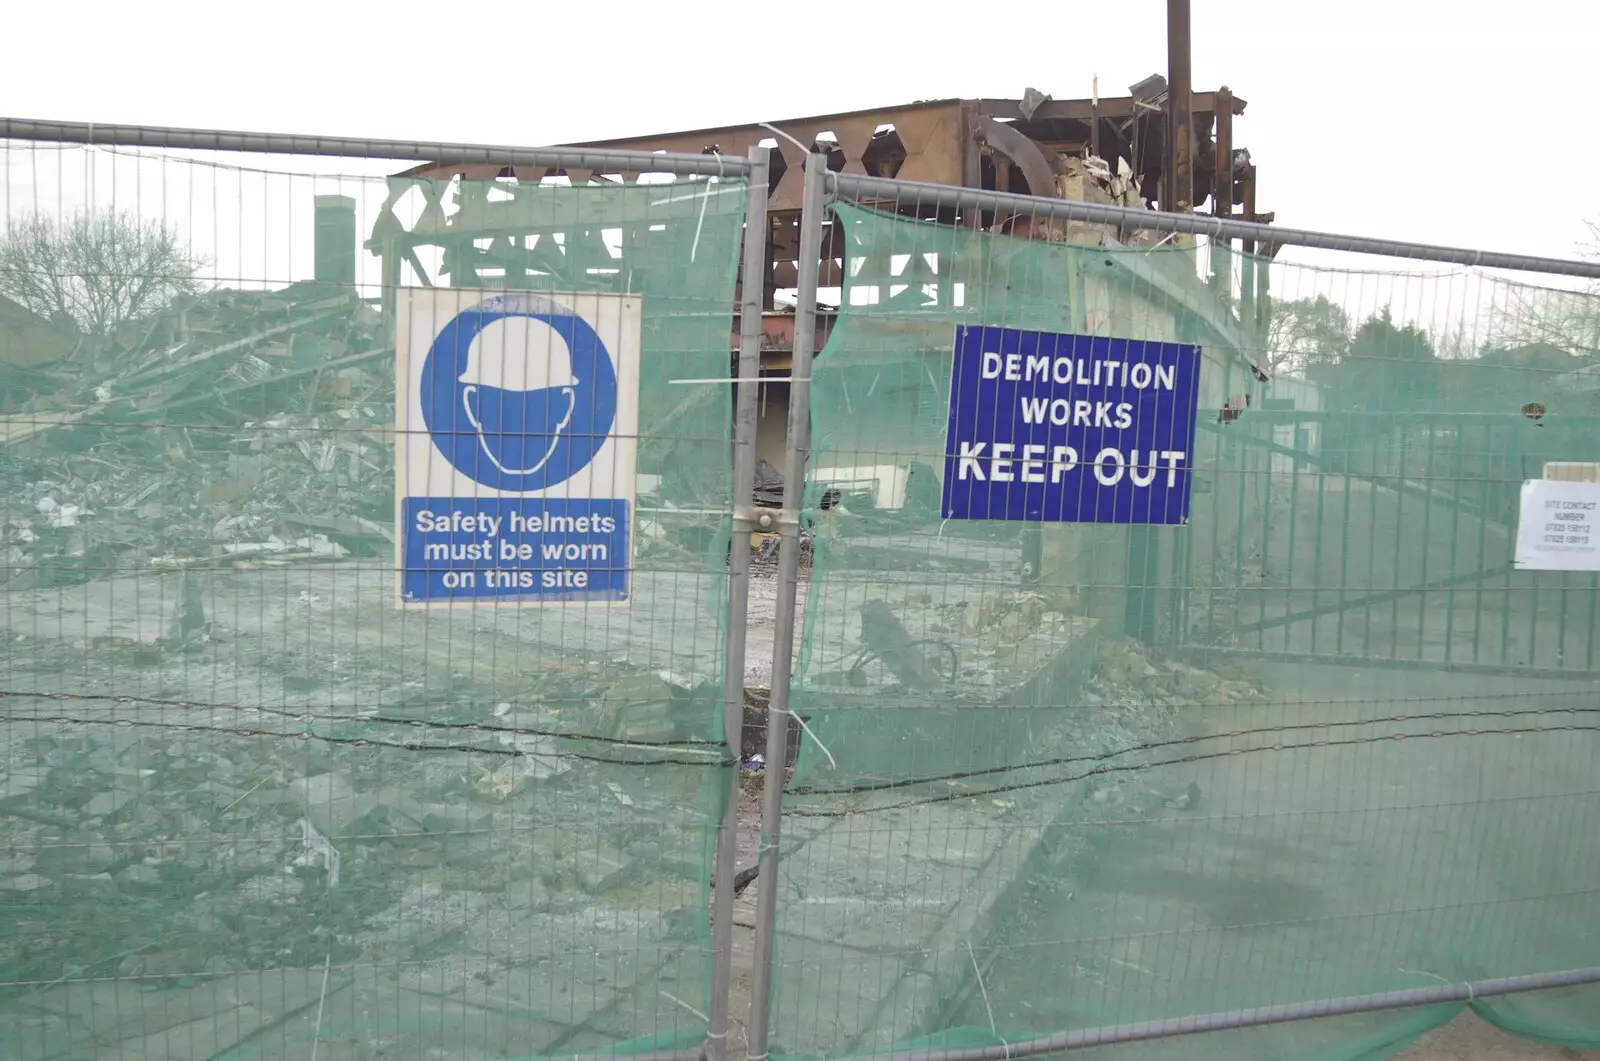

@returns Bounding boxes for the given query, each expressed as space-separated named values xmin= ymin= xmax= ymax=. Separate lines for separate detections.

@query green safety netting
xmin=0 ymin=146 xmax=746 ymax=1060
xmin=763 ymin=200 xmax=1600 ymax=1061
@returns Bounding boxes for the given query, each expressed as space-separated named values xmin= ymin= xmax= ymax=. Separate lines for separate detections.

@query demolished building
xmin=373 ymin=87 xmax=1271 ymax=470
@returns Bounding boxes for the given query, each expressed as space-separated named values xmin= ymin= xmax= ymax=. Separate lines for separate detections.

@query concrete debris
xmin=0 ymin=851 xmax=36 ymax=875
xmin=475 ymin=760 xmax=526 ymax=802
xmin=292 ymin=817 xmax=341 ymax=887
xmin=753 ymin=458 xmax=785 ymax=508
xmin=118 ymin=863 xmax=161 ymax=886
xmin=1018 ymin=86 xmax=1052 ymax=121
xmin=859 ymin=599 xmax=947 ymax=689
xmin=1162 ymin=781 xmax=1203 ymax=810
xmin=572 ymin=842 xmax=632 ymax=894
xmin=289 ymin=772 xmax=367 ymax=835
xmin=1088 ymin=782 xmax=1124 ymax=806
xmin=413 ymin=801 xmax=495 ymax=833
xmin=1091 ymin=636 xmax=1265 ymax=708
xmin=83 ymin=789 xmax=135 ymax=817
xmin=0 ymin=769 xmax=46 ymax=799
xmin=0 ymin=282 xmax=392 ymax=591
xmin=597 ymin=670 xmax=708 ymax=743
xmin=0 ymin=708 xmax=709 ymax=1049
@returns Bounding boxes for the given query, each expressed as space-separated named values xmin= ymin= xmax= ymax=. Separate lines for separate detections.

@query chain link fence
xmin=2 ymin=122 xmax=1600 ymax=1061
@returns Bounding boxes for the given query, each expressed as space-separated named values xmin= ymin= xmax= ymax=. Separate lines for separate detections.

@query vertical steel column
xmin=745 ymin=152 xmax=827 ymax=1061
xmin=1165 ymin=0 xmax=1194 ymax=214
xmin=708 ymin=146 xmax=771 ymax=1061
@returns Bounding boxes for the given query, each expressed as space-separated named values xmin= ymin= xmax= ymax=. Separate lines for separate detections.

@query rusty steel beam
xmin=564 ymin=94 xmax=1248 ymax=157
xmin=1240 ymin=163 xmax=1258 ymax=324
xmin=1213 ymin=86 xmax=1233 ymax=216
xmin=1166 ymin=0 xmax=1194 ymax=214
xmin=976 ymin=92 xmax=1246 ymax=123
xmin=1090 ymin=76 xmax=1101 ymax=158
xmin=974 ymin=117 xmax=1059 ymax=198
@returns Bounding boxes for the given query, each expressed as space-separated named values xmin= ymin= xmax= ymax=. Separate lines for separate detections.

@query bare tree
xmin=0 ymin=211 xmax=204 ymax=337
xmin=1482 ymin=221 xmax=1600 ymax=359
xmin=1266 ymin=294 xmax=1351 ymax=376
xmin=1489 ymin=277 xmax=1600 ymax=359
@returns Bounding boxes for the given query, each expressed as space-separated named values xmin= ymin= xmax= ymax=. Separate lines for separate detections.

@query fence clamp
xmin=732 ymin=505 xmax=780 ymax=534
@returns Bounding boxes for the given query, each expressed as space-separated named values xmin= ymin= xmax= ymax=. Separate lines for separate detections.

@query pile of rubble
xmin=1087 ymin=635 xmax=1268 ymax=709
xmin=1071 ymin=636 xmax=1269 ymax=813
xmin=0 ymin=697 xmax=716 ymax=1052
xmin=0 ymin=283 xmax=395 ymax=588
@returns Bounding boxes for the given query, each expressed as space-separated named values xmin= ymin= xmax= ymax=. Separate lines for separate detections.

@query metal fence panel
xmin=7 ymin=120 xmax=1600 ymax=1061
xmin=0 ymin=132 xmax=755 ymax=1061
xmin=746 ymin=164 xmax=1600 ymax=1061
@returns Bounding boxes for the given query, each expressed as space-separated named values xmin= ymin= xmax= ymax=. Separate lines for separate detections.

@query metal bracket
xmin=732 ymin=505 xmax=780 ymax=534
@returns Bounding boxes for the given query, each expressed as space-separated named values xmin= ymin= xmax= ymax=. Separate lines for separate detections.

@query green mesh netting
xmin=0 ymin=148 xmax=746 ymax=1060
xmin=764 ymin=201 xmax=1600 ymax=1060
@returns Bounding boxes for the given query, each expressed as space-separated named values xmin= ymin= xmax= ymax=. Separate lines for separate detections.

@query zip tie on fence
xmin=776 ymin=706 xmax=837 ymax=770
xmin=968 ymin=939 xmax=1006 ymax=1057
xmin=1398 ymin=967 xmax=1472 ymax=1000
xmin=688 ymin=152 xmax=724 ymax=264
xmin=661 ymin=990 xmax=709 ymax=1023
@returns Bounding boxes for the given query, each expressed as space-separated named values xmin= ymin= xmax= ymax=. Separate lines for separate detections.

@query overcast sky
xmin=2 ymin=0 xmax=1596 ymax=271
xmin=3 ymin=0 xmax=1600 ymax=342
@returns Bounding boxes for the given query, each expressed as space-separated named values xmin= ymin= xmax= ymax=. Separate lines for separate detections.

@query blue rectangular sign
xmin=401 ymin=497 xmax=630 ymax=603
xmin=941 ymin=326 xmax=1201 ymax=524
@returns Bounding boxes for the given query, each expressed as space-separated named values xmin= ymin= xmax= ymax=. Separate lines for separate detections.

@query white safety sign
xmin=1514 ymin=478 xmax=1600 ymax=571
xmin=395 ymin=289 xmax=642 ymax=604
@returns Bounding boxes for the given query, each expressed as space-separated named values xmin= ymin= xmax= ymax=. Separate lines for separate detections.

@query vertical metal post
xmin=380 ymin=235 xmax=403 ymax=323
xmin=1166 ymin=0 xmax=1193 ymax=214
xmin=1212 ymin=87 xmax=1233 ymax=219
xmin=1239 ymin=166 xmax=1257 ymax=328
xmin=1090 ymin=74 xmax=1101 ymax=160
xmin=745 ymin=152 xmax=826 ymax=1061
xmin=708 ymin=146 xmax=770 ymax=1061
xmin=1208 ymin=87 xmax=1233 ymax=302
xmin=1125 ymin=527 xmax=1158 ymax=644
xmin=1256 ymin=235 xmax=1272 ymax=337
xmin=960 ymin=102 xmax=983 ymax=230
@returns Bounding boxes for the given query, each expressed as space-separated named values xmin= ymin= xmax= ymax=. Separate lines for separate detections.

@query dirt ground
xmin=2 ymin=553 xmax=1593 ymax=1060
xmin=734 ymin=558 xmax=1600 ymax=1061
xmin=1402 ymin=1013 xmax=1596 ymax=1061
xmin=958 ymin=657 xmax=1600 ymax=1061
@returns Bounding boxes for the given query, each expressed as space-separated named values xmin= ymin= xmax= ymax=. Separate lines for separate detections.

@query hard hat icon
xmin=458 ymin=316 xmax=579 ymax=391
xmin=458 ymin=314 xmax=579 ymax=477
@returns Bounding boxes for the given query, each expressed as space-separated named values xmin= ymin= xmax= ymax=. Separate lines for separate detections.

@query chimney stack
xmin=313 ymin=195 xmax=357 ymax=286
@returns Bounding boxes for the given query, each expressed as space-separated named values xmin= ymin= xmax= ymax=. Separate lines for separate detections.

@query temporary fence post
xmin=744 ymin=151 xmax=827 ymax=1061
xmin=708 ymin=145 xmax=770 ymax=1061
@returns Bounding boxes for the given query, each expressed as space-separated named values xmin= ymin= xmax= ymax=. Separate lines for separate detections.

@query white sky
xmin=3 ymin=0 xmax=1594 ymax=259
xmin=1 ymin=0 xmax=1597 ymax=346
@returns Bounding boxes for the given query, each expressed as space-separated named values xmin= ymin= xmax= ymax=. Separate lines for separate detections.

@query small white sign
xmin=395 ymin=288 xmax=642 ymax=605
xmin=1514 ymin=479 xmax=1600 ymax=571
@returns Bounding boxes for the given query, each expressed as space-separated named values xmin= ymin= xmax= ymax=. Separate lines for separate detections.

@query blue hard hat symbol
xmin=420 ymin=293 xmax=618 ymax=492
